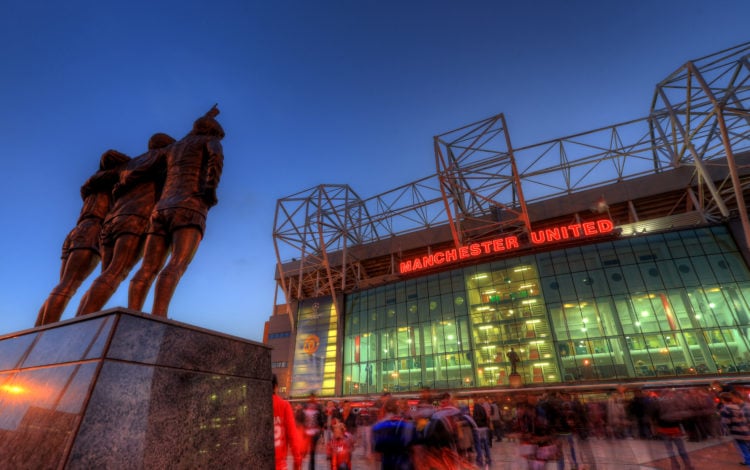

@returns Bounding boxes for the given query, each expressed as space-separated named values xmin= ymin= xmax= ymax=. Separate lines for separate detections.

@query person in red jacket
xmin=273 ymin=375 xmax=302 ymax=470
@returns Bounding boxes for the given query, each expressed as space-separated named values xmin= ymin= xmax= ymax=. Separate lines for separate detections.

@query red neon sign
xmin=399 ymin=219 xmax=614 ymax=274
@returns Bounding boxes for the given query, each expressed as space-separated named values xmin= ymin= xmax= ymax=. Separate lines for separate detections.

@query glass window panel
xmin=536 ymin=251 xmax=555 ymax=277
xmin=640 ymin=263 xmax=664 ymax=290
xmin=656 ymin=260 xmax=682 ymax=289
xmin=554 ymin=274 xmax=577 ymax=302
xmin=664 ymin=231 xmax=688 ymax=258
xmin=581 ymin=244 xmax=601 ymax=271
xmin=574 ymin=273 xmax=595 ymax=299
xmin=691 ymin=256 xmax=717 ymax=285
xmin=566 ymin=247 xmax=586 ymax=273
xmin=675 ymin=259 xmax=701 ymax=287
xmin=711 ymin=254 xmax=737 ymax=284
xmin=548 ymin=303 xmax=568 ymax=338
xmin=548 ymin=250 xmax=570 ymax=275
xmin=587 ymin=270 xmax=610 ymax=297
xmin=680 ymin=230 xmax=705 ymax=256
xmin=614 ymin=239 xmax=637 ymax=266
xmin=541 ymin=276 xmax=561 ymax=302
xmin=614 ymin=296 xmax=640 ymax=334
xmin=633 ymin=296 xmax=660 ymax=333
xmin=700 ymin=227 xmax=723 ymax=254
xmin=428 ymin=274 xmax=442 ymax=297
xmin=622 ymin=265 xmax=646 ymax=292
xmin=631 ymin=237 xmax=654 ymax=263
xmin=723 ymin=252 xmax=750 ymax=282
xmin=604 ymin=268 xmax=628 ymax=295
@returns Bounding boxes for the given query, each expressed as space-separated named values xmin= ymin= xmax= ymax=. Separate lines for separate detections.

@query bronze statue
xmin=507 ymin=347 xmax=520 ymax=375
xmin=76 ymin=133 xmax=176 ymax=316
xmin=36 ymin=150 xmax=130 ymax=326
xmin=127 ymin=106 xmax=224 ymax=316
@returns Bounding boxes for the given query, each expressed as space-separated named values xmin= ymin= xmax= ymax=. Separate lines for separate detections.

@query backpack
xmin=373 ymin=418 xmax=412 ymax=454
xmin=455 ymin=416 xmax=475 ymax=451
xmin=473 ymin=403 xmax=489 ymax=428
xmin=421 ymin=411 xmax=458 ymax=449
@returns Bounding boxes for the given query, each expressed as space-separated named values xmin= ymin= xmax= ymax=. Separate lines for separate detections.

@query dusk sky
xmin=1 ymin=1 xmax=748 ymax=342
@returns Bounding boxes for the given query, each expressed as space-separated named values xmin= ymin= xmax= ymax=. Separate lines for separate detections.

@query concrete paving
xmin=290 ymin=433 xmax=739 ymax=469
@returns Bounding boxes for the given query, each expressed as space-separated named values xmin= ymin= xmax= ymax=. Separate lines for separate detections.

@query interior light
xmin=1 ymin=384 xmax=24 ymax=395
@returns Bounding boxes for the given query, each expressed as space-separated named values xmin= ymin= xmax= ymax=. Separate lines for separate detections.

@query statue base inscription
xmin=0 ymin=308 xmax=272 ymax=469
xmin=508 ymin=372 xmax=523 ymax=388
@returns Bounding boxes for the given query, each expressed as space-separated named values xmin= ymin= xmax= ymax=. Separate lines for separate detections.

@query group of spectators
xmin=273 ymin=380 xmax=750 ymax=470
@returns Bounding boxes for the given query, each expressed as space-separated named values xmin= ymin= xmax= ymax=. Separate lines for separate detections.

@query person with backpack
xmin=417 ymin=392 xmax=470 ymax=469
xmin=372 ymin=398 xmax=416 ymax=470
xmin=472 ymin=397 xmax=492 ymax=467
xmin=456 ymin=405 xmax=479 ymax=464
xmin=719 ymin=392 xmax=750 ymax=466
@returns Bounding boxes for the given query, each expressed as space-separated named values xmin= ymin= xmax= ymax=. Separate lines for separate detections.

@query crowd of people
xmin=272 ymin=379 xmax=750 ymax=470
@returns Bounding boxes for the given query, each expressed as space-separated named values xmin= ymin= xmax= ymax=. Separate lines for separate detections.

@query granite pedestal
xmin=0 ymin=308 xmax=273 ymax=469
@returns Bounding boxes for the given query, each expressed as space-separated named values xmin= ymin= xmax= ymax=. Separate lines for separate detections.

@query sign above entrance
xmin=399 ymin=219 xmax=615 ymax=274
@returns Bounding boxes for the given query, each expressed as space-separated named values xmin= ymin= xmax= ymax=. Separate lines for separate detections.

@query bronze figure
xmin=36 ymin=150 xmax=130 ymax=326
xmin=76 ymin=133 xmax=176 ymax=316
xmin=127 ymin=106 xmax=224 ymax=317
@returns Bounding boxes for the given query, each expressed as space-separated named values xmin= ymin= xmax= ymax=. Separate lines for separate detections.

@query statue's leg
xmin=77 ymin=234 xmax=143 ymax=316
xmin=152 ymin=227 xmax=202 ymax=317
xmin=128 ymin=234 xmax=169 ymax=312
xmin=36 ymin=249 xmax=100 ymax=326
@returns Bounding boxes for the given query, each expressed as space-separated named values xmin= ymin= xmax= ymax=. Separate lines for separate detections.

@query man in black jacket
xmin=472 ymin=396 xmax=492 ymax=467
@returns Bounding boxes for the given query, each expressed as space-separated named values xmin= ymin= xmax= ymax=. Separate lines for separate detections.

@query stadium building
xmin=270 ymin=42 xmax=750 ymax=399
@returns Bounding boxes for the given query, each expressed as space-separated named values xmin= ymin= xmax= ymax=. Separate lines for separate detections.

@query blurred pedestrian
xmin=372 ymin=397 xmax=416 ymax=469
xmin=303 ymin=393 xmax=326 ymax=470
xmin=273 ymin=375 xmax=302 ymax=470
xmin=327 ymin=422 xmax=354 ymax=470
xmin=719 ymin=392 xmax=750 ymax=466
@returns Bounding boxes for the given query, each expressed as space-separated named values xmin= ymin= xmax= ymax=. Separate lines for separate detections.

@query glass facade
xmin=340 ymin=225 xmax=750 ymax=395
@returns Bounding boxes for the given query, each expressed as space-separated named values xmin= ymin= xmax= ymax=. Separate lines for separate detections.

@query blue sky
xmin=0 ymin=1 xmax=748 ymax=342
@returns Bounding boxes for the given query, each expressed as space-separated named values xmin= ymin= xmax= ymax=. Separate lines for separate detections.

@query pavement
xmin=290 ymin=433 xmax=742 ymax=469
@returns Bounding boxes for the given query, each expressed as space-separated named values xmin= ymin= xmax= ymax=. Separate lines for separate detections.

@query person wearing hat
xmin=127 ymin=105 xmax=224 ymax=316
xmin=76 ymin=133 xmax=175 ymax=316
xmin=36 ymin=149 xmax=130 ymax=325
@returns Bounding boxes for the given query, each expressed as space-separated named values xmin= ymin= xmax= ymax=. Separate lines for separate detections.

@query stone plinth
xmin=0 ymin=308 xmax=273 ymax=469
xmin=508 ymin=372 xmax=523 ymax=388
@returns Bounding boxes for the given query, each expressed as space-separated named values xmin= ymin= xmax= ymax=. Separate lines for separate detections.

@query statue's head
xmin=99 ymin=149 xmax=130 ymax=170
xmin=148 ymin=133 xmax=176 ymax=150
xmin=191 ymin=104 xmax=225 ymax=139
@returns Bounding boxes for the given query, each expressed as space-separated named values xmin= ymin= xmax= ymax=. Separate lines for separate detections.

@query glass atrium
xmin=340 ymin=225 xmax=750 ymax=395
